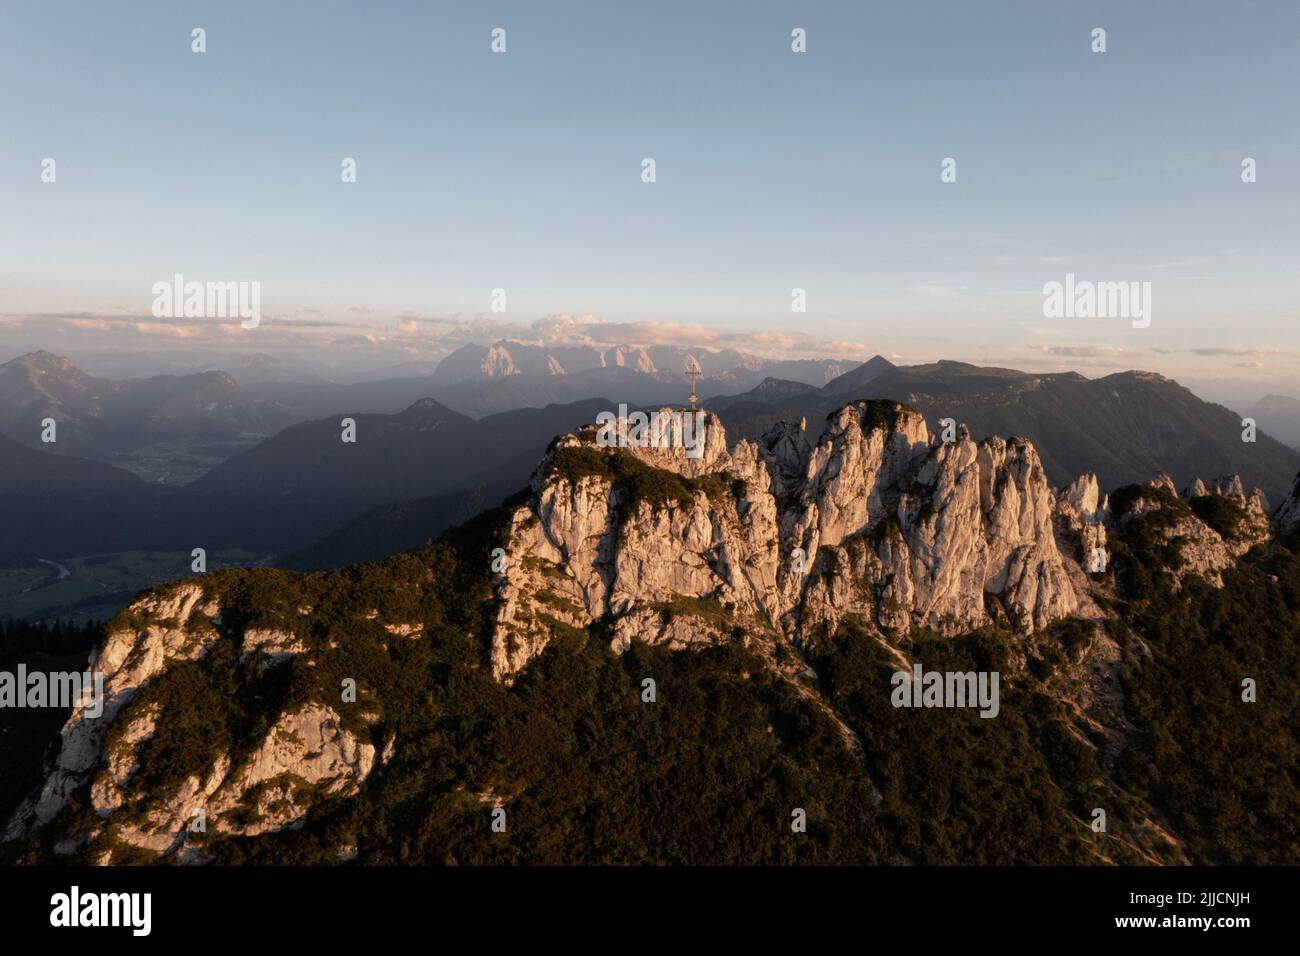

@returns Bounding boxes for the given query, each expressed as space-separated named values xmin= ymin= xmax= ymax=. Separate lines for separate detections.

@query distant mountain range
xmin=0 ymin=344 xmax=845 ymax=451
xmin=429 ymin=340 xmax=852 ymax=388
xmin=0 ymin=434 xmax=158 ymax=564
xmin=180 ymin=397 xmax=614 ymax=554
xmin=5 ymin=348 xmax=1300 ymax=621
xmin=285 ymin=355 xmax=1300 ymax=572
xmin=1248 ymin=394 xmax=1300 ymax=449
xmin=0 ymin=351 xmax=298 ymax=461
xmin=248 ymin=341 xmax=853 ymax=420
xmin=5 ymin=345 xmax=819 ymax=467
xmin=709 ymin=360 xmax=1300 ymax=505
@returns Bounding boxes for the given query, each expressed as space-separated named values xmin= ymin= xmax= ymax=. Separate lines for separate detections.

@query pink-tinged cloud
xmin=1028 ymin=345 xmax=1131 ymax=359
xmin=136 ymin=322 xmax=201 ymax=338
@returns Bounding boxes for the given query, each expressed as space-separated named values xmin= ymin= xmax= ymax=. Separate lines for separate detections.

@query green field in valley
xmin=0 ymin=549 xmax=268 ymax=624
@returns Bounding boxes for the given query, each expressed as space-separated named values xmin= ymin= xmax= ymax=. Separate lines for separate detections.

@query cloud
xmin=413 ymin=313 xmax=875 ymax=361
xmin=135 ymin=322 xmax=201 ymax=338
xmin=1 ymin=308 xmax=873 ymax=372
xmin=1028 ymin=345 xmax=1130 ymax=358
xmin=4 ymin=311 xmax=357 ymax=332
xmin=1149 ymin=347 xmax=1300 ymax=364
xmin=1188 ymin=347 xmax=1289 ymax=358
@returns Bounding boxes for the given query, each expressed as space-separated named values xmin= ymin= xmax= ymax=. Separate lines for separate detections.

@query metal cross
xmin=686 ymin=357 xmax=700 ymax=409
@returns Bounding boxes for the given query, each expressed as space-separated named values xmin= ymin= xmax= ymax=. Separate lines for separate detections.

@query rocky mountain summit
xmin=6 ymin=399 xmax=1299 ymax=865
xmin=491 ymin=402 xmax=1281 ymax=684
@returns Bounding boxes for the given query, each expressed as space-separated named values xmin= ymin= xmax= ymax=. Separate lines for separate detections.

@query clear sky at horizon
xmin=1 ymin=0 xmax=1298 ymax=405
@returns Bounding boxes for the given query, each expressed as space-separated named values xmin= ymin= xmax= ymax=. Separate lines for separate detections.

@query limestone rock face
xmin=482 ymin=343 xmax=518 ymax=378
xmin=1093 ymin=471 xmax=1273 ymax=580
xmin=1055 ymin=473 xmax=1109 ymax=576
xmin=1059 ymin=473 xmax=1105 ymax=522
xmin=4 ymin=584 xmax=377 ymax=859
xmin=88 ymin=701 xmax=375 ymax=857
xmin=1150 ymin=472 xmax=1179 ymax=497
xmin=5 ymin=583 xmax=221 ymax=837
xmin=596 ymin=408 xmax=732 ymax=478
xmin=1111 ymin=479 xmax=1239 ymax=586
xmin=609 ymin=606 xmax=729 ymax=654
xmin=207 ymin=703 xmax=375 ymax=837
xmin=489 ymin=407 xmax=1289 ymax=683
xmin=240 ymin=628 xmax=307 ymax=667
xmin=90 ymin=703 xmax=160 ymax=816
xmin=1181 ymin=475 xmax=1271 ymax=554
xmin=1277 ymin=473 xmax=1300 ymax=534
xmin=1152 ymin=515 xmax=1237 ymax=583
xmin=489 ymin=402 xmax=1086 ymax=682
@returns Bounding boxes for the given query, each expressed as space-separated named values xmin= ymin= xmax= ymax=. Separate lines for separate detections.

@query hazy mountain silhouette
xmin=8 ymin=351 xmax=1300 ymax=620
xmin=1249 ymin=394 xmax=1300 ymax=449
xmin=169 ymin=397 xmax=615 ymax=554
xmin=711 ymin=360 xmax=1300 ymax=503
xmin=0 ymin=434 xmax=164 ymax=563
xmin=0 ymin=351 xmax=298 ymax=459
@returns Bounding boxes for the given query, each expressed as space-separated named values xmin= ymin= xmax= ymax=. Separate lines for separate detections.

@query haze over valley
xmin=3 ymin=341 xmax=1299 ymax=627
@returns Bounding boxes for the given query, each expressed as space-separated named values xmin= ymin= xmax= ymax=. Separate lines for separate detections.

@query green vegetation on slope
xmin=545 ymin=444 xmax=738 ymax=508
xmin=4 ymin=478 xmax=1299 ymax=865
xmin=1107 ymin=512 xmax=1300 ymax=864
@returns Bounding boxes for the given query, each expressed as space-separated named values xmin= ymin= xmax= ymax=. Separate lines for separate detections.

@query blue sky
xmin=1 ymin=0 xmax=1297 ymax=403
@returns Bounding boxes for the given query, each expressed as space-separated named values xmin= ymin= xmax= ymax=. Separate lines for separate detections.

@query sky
xmin=1 ymin=0 xmax=1297 ymax=406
